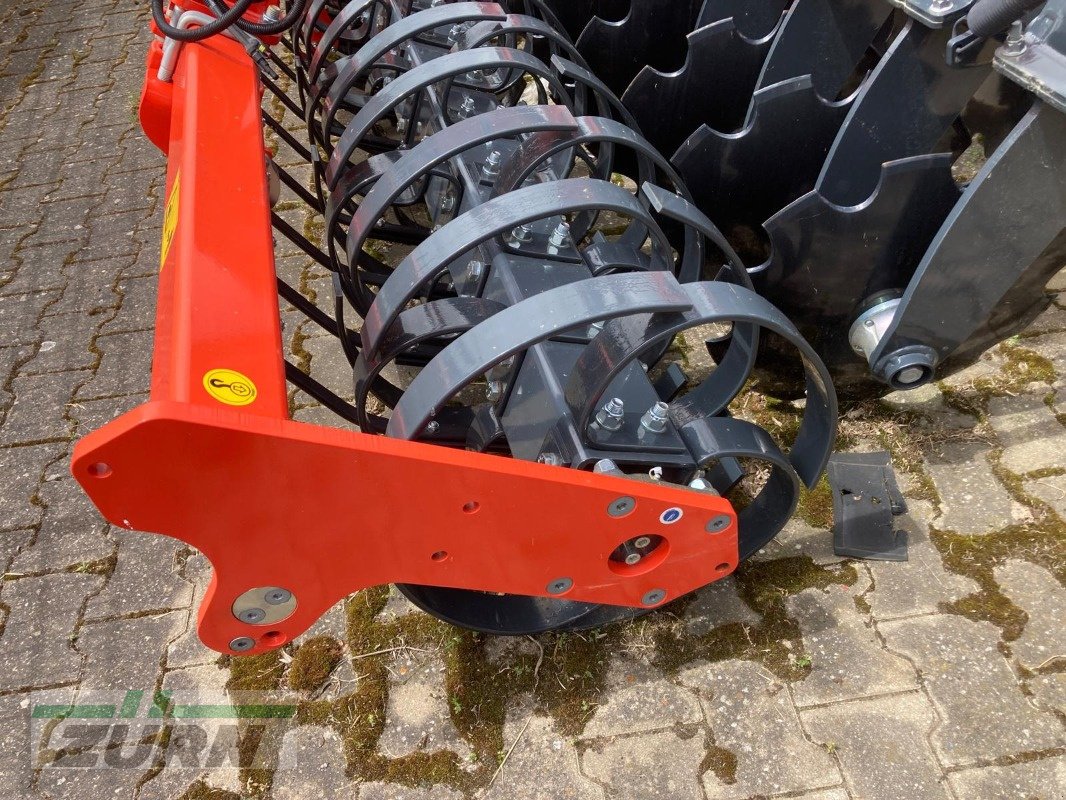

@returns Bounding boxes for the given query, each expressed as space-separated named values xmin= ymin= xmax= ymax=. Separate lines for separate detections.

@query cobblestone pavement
xmin=1 ymin=1 xmax=1064 ymax=798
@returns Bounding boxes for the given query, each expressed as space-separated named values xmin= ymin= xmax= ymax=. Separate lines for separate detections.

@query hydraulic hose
xmin=231 ymin=0 xmax=310 ymax=35
xmin=967 ymin=0 xmax=1046 ymax=38
xmin=150 ymin=0 xmax=257 ymax=41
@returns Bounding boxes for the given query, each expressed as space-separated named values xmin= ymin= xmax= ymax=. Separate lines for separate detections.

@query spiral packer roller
xmin=73 ymin=0 xmax=1063 ymax=653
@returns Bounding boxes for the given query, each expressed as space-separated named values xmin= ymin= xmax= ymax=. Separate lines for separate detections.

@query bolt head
xmin=607 ymin=496 xmax=636 ymax=517
xmin=264 ymin=588 xmax=292 ymax=606
xmin=238 ymin=607 xmax=266 ymax=624
xmin=706 ymin=514 xmax=731 ymax=533
xmin=547 ymin=577 xmax=573 ymax=595
xmin=641 ymin=589 xmax=667 ymax=607
xmin=229 ymin=637 xmax=255 ymax=652
xmin=624 ymin=553 xmax=642 ymax=566
xmin=634 ymin=536 xmax=652 ymax=549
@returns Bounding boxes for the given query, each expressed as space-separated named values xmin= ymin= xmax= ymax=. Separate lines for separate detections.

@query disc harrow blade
xmin=757 ymin=0 xmax=892 ymax=100
xmin=756 ymin=154 xmax=961 ymax=393
xmin=870 ymin=101 xmax=1066 ymax=387
xmin=622 ymin=16 xmax=781 ymax=156
xmin=672 ymin=75 xmax=854 ymax=240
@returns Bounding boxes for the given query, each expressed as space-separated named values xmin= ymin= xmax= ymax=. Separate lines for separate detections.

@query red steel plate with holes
xmin=72 ymin=32 xmax=740 ymax=657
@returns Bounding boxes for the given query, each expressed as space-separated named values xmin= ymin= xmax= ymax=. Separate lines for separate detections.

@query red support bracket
xmin=73 ymin=34 xmax=739 ymax=655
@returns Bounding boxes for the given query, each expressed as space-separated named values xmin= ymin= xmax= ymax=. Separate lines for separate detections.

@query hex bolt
xmin=229 ymin=637 xmax=255 ymax=652
xmin=538 ymin=452 xmax=561 ymax=466
xmin=425 ymin=421 xmax=440 ymax=434
xmin=640 ymin=401 xmax=670 ymax=434
xmin=238 ymin=607 xmax=266 ymax=624
xmin=930 ymin=0 xmax=952 ymax=11
xmin=486 ymin=380 xmax=504 ymax=401
xmin=510 ymin=223 xmax=533 ymax=244
xmin=482 ymin=149 xmax=502 ymax=179
xmin=641 ymin=589 xmax=667 ymax=607
xmin=263 ymin=588 xmax=292 ymax=606
xmin=439 ymin=189 xmax=456 ymax=214
xmin=547 ymin=577 xmax=573 ymax=595
xmin=593 ymin=459 xmax=622 ymax=476
xmin=1004 ymin=21 xmax=1027 ymax=56
xmin=688 ymin=477 xmax=719 ymax=495
xmin=547 ymin=221 xmax=571 ymax=254
xmin=706 ymin=514 xmax=731 ymax=533
xmin=607 ymin=496 xmax=636 ymax=517
xmin=262 ymin=5 xmax=282 ymax=22
xmin=447 ymin=23 xmax=462 ymax=43
xmin=457 ymin=96 xmax=477 ymax=119
xmin=594 ymin=397 xmax=625 ymax=432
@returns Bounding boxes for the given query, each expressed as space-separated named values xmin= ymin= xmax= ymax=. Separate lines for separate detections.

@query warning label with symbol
xmin=202 ymin=368 xmax=258 ymax=407
xmin=160 ymin=171 xmax=181 ymax=269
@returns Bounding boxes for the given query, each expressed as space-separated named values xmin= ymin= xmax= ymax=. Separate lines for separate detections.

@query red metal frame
xmin=72 ymin=33 xmax=740 ymax=655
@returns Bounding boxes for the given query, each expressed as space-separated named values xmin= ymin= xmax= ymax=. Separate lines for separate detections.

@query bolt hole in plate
xmin=259 ymin=630 xmax=286 ymax=647
xmin=715 ymin=562 xmax=732 ymax=574
xmin=607 ymin=534 xmax=669 ymax=576
xmin=88 ymin=462 xmax=112 ymax=478
xmin=231 ymin=586 xmax=297 ymax=626
xmin=462 ymin=501 xmax=480 ymax=514
xmin=431 ymin=550 xmax=449 ymax=562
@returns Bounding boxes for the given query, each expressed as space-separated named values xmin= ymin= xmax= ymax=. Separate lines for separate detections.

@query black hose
xmin=150 ymin=0 xmax=258 ymax=41
xmin=233 ymin=0 xmax=310 ymax=35
xmin=967 ymin=0 xmax=1046 ymax=38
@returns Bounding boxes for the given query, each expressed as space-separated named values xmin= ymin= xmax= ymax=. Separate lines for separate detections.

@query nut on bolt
xmin=594 ymin=397 xmax=625 ymax=432
xmin=640 ymin=401 xmax=670 ymax=434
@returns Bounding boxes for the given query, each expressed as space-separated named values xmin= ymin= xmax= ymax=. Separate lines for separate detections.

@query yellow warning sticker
xmin=203 ymin=368 xmax=258 ymax=407
xmin=160 ymin=171 xmax=181 ymax=269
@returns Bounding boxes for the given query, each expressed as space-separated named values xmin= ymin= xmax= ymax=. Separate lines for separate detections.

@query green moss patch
xmin=287 ymin=636 xmax=344 ymax=692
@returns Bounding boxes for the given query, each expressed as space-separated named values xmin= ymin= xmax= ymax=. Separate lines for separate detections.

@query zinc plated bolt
xmin=640 ymin=402 xmax=670 ymax=434
xmin=229 ymin=637 xmax=255 ymax=652
xmin=538 ymin=452 xmax=561 ymax=466
xmin=593 ymin=459 xmax=619 ymax=474
xmin=458 ymin=96 xmax=477 ymax=119
xmin=641 ymin=589 xmax=667 ymax=606
xmin=483 ymin=149 xmax=502 ymax=179
xmin=594 ymin=397 xmax=625 ymax=432
xmin=510 ymin=223 xmax=533 ymax=244
xmin=547 ymin=221 xmax=570 ymax=254
xmin=1004 ymin=21 xmax=1027 ymax=56
xmin=237 ymin=607 xmax=266 ymax=624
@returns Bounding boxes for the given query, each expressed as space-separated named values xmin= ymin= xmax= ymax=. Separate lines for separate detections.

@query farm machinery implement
xmin=72 ymin=0 xmax=1066 ymax=653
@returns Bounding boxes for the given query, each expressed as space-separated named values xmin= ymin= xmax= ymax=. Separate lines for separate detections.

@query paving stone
xmin=20 ymin=334 xmax=97 ymax=375
xmin=683 ymin=575 xmax=760 ymax=636
xmin=0 ymin=290 xmax=56 ymax=345
xmin=752 ymin=517 xmax=843 ymax=565
xmin=9 ymin=474 xmax=112 ymax=573
xmin=989 ymin=393 xmax=1066 ymax=474
xmin=0 ymin=529 xmax=33 ymax=571
xmin=865 ymin=500 xmax=978 ymax=620
xmin=0 ymin=690 xmax=69 ymax=798
xmin=881 ymin=383 xmax=977 ymax=429
xmin=46 ymin=256 xmax=121 ymax=316
xmin=164 ymin=554 xmax=220 ymax=670
xmin=1031 ymin=672 xmax=1066 ymax=714
xmin=77 ymin=611 xmax=183 ymax=690
xmin=802 ymin=692 xmax=950 ymax=800
xmin=0 ymin=572 xmax=103 ymax=687
xmin=272 ymin=725 xmax=350 ymax=799
xmin=136 ymin=663 xmax=245 ymax=800
xmin=994 ymin=560 xmax=1066 ymax=671
xmin=678 ymin=660 xmax=840 ymax=799
xmin=786 ymin=577 xmax=916 ymax=707
xmin=1027 ymin=472 xmax=1066 ymax=519
xmin=583 ymin=726 xmax=703 ymax=800
xmin=880 ymin=614 xmax=1065 ymax=766
xmin=76 ymin=328 xmax=153 ymax=400
xmin=0 ymin=442 xmax=65 ymax=532
xmin=925 ymin=441 xmax=1012 ymax=534
xmin=483 ymin=710 xmax=604 ymax=800
xmin=359 ymin=782 xmax=463 ymax=800
xmin=378 ymin=648 xmax=470 ymax=759
xmin=305 ymin=334 xmax=356 ymax=401
xmin=0 ymin=369 xmax=88 ymax=444
xmin=36 ymin=757 xmax=146 ymax=799
xmin=947 ymin=756 xmax=1065 ymax=800
xmin=68 ymin=391 xmax=146 ymax=436
xmin=103 ymin=274 xmax=156 ymax=333
xmin=84 ymin=531 xmax=192 ymax=620
xmin=583 ymin=655 xmax=701 ymax=738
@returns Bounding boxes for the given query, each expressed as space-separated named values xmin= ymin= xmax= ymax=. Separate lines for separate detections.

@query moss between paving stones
xmin=287 ymin=636 xmax=344 ymax=692
xmin=654 ymin=556 xmax=858 ymax=680
xmin=177 ymin=781 xmax=241 ymax=800
xmin=700 ymin=744 xmax=738 ymax=785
